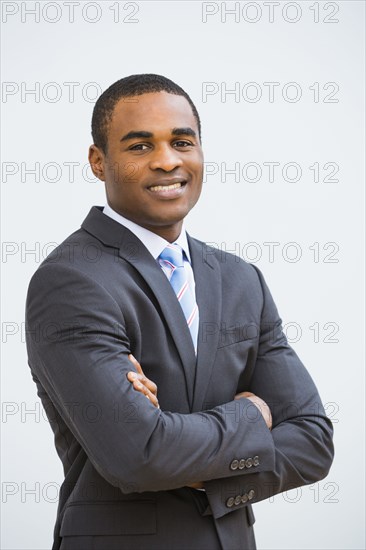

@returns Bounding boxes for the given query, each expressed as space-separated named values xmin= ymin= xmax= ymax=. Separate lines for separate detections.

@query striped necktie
xmin=158 ymin=244 xmax=199 ymax=353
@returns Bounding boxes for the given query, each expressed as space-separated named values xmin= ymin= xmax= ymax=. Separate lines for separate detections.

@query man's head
xmin=89 ymin=74 xmax=204 ymax=242
xmin=91 ymin=74 xmax=201 ymax=154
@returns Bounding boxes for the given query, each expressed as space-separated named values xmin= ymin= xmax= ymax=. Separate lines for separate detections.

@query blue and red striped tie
xmin=158 ymin=244 xmax=199 ymax=353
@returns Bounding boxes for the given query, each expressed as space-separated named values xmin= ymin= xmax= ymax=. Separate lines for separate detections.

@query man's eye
xmin=174 ymin=141 xmax=193 ymax=147
xmin=129 ymin=143 xmax=149 ymax=151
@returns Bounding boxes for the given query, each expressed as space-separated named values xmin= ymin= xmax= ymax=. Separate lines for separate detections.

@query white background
xmin=1 ymin=1 xmax=365 ymax=549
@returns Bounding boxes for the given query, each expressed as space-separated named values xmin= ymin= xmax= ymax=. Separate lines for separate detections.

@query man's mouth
xmin=149 ymin=182 xmax=186 ymax=193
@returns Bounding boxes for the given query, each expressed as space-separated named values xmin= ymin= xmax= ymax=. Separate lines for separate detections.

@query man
xmin=25 ymin=74 xmax=334 ymax=550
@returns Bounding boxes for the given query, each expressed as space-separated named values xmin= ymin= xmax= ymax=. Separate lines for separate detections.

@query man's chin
xmin=140 ymin=207 xmax=192 ymax=229
xmin=142 ymin=218 xmax=185 ymax=231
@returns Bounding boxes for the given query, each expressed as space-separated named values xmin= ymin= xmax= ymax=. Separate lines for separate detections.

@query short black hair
xmin=91 ymin=74 xmax=201 ymax=153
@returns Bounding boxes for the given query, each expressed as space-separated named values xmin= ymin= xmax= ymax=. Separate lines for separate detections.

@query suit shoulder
xmin=32 ymin=225 xmax=115 ymax=275
xmin=41 ymin=227 xmax=101 ymax=264
xmin=27 ymin=227 xmax=109 ymax=292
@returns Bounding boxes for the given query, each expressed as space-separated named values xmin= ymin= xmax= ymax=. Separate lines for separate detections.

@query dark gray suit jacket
xmin=25 ymin=206 xmax=334 ymax=550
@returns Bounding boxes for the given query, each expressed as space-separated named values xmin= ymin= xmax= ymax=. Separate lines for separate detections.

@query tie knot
xmin=159 ymin=244 xmax=184 ymax=268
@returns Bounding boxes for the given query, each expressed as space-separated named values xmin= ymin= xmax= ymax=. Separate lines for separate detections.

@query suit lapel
xmin=82 ymin=207 xmax=196 ymax=408
xmin=119 ymin=241 xmax=197 ymax=408
xmin=188 ymin=237 xmax=222 ymax=413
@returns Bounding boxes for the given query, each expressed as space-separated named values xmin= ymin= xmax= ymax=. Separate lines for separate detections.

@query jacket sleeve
xmin=26 ymin=262 xmax=276 ymax=494
xmin=203 ymin=266 xmax=334 ymax=518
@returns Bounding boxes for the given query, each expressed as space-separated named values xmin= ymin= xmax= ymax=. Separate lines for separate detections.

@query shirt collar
xmin=102 ymin=204 xmax=191 ymax=263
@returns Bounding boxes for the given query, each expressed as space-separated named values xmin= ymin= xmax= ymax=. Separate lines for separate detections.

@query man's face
xmin=89 ymin=91 xmax=204 ymax=241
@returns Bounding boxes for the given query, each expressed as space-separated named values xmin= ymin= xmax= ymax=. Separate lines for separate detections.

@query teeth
xmin=150 ymin=182 xmax=182 ymax=192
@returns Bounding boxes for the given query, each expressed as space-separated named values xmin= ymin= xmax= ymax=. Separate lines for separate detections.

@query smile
xmin=149 ymin=182 xmax=185 ymax=192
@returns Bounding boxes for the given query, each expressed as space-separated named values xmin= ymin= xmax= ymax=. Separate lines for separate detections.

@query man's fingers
xmin=135 ymin=373 xmax=158 ymax=395
xmin=247 ymin=396 xmax=272 ymax=430
xmin=128 ymin=353 xmax=144 ymax=375
xmin=127 ymin=355 xmax=157 ymax=395
xmin=235 ymin=391 xmax=272 ymax=430
xmin=131 ymin=378 xmax=159 ymax=408
xmin=127 ymin=372 xmax=158 ymax=397
xmin=127 ymin=355 xmax=159 ymax=407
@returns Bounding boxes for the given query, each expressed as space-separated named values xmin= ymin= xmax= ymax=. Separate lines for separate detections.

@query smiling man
xmin=89 ymin=90 xmax=204 ymax=242
xmin=26 ymin=74 xmax=334 ymax=550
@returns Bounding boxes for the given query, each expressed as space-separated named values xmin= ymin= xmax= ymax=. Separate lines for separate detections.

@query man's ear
xmin=88 ymin=144 xmax=106 ymax=181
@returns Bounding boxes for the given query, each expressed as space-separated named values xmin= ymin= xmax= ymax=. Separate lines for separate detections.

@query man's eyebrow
xmin=120 ymin=131 xmax=153 ymax=142
xmin=120 ymin=127 xmax=197 ymax=142
xmin=171 ymin=127 xmax=196 ymax=138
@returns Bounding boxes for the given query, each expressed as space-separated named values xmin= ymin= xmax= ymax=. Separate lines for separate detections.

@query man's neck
xmin=140 ymin=222 xmax=183 ymax=243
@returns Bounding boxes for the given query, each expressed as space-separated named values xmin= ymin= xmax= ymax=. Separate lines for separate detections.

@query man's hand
xmin=235 ymin=391 xmax=272 ymax=430
xmin=127 ymin=354 xmax=160 ymax=408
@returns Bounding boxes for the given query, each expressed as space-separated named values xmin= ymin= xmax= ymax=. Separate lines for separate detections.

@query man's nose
xmin=148 ymin=145 xmax=183 ymax=171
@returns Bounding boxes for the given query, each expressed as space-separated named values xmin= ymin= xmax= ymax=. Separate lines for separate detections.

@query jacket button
xmin=253 ymin=455 xmax=260 ymax=466
xmin=226 ymin=497 xmax=235 ymax=507
xmin=238 ymin=459 xmax=246 ymax=469
xmin=234 ymin=495 xmax=242 ymax=505
xmin=245 ymin=457 xmax=253 ymax=468
xmin=230 ymin=459 xmax=239 ymax=470
xmin=248 ymin=489 xmax=255 ymax=500
xmin=241 ymin=493 xmax=249 ymax=503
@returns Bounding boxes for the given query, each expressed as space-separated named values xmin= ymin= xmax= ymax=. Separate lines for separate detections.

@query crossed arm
xmin=127 ymin=353 xmax=272 ymax=429
xmin=127 ymin=353 xmax=273 ymax=489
